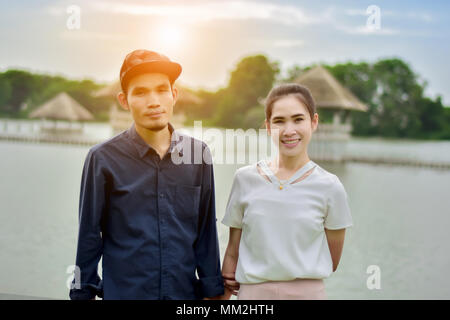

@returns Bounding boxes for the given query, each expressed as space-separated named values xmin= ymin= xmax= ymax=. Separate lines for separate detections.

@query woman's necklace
xmin=269 ymin=158 xmax=313 ymax=190
xmin=273 ymin=173 xmax=285 ymax=190
xmin=268 ymin=160 xmax=287 ymax=190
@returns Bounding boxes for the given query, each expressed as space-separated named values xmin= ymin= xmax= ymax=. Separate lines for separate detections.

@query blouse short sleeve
xmin=324 ymin=176 xmax=353 ymax=230
xmin=221 ymin=170 xmax=244 ymax=229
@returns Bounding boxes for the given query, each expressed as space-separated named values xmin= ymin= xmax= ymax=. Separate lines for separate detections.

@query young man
xmin=69 ymin=50 xmax=224 ymax=300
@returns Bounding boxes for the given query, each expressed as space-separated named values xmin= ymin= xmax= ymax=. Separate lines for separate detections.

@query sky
xmin=1 ymin=0 xmax=449 ymax=104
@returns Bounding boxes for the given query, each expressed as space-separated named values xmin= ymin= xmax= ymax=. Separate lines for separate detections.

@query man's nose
xmin=145 ymin=92 xmax=160 ymax=108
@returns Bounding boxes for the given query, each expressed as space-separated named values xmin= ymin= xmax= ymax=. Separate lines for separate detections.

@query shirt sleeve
xmin=221 ymin=169 xmax=244 ymax=229
xmin=69 ymin=149 xmax=105 ymax=300
xmin=194 ymin=144 xmax=225 ymax=298
xmin=324 ymin=176 xmax=353 ymax=230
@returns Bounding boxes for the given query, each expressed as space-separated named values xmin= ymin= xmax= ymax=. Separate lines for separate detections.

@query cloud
xmin=345 ymin=8 xmax=394 ymax=17
xmin=336 ymin=25 xmax=400 ymax=36
xmin=344 ymin=7 xmax=433 ymax=22
xmin=336 ymin=6 xmax=435 ymax=37
xmin=59 ymin=30 xmax=128 ymax=41
xmin=273 ymin=39 xmax=305 ymax=48
xmin=47 ymin=6 xmax=65 ymax=16
xmin=405 ymin=12 xmax=433 ymax=23
xmin=85 ymin=1 xmax=318 ymax=26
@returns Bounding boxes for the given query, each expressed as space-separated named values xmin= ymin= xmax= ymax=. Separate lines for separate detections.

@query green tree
xmin=1 ymin=70 xmax=37 ymax=114
xmin=327 ymin=58 xmax=448 ymax=139
xmin=183 ymin=88 xmax=226 ymax=125
xmin=371 ymin=59 xmax=423 ymax=137
xmin=440 ymin=107 xmax=450 ymax=139
xmin=283 ymin=64 xmax=304 ymax=83
xmin=0 ymin=69 xmax=111 ymax=121
xmin=212 ymin=55 xmax=279 ymax=128
xmin=417 ymin=96 xmax=446 ymax=139
xmin=0 ymin=76 xmax=12 ymax=112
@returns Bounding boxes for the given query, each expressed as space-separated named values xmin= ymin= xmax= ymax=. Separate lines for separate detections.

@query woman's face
xmin=266 ymin=94 xmax=318 ymax=159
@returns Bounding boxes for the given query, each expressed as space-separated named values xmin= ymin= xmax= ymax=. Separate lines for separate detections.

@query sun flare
xmin=158 ymin=25 xmax=184 ymax=48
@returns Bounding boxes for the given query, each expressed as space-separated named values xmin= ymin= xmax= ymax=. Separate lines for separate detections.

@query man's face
xmin=119 ymin=73 xmax=177 ymax=132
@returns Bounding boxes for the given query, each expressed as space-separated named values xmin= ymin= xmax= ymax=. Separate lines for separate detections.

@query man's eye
xmin=295 ymin=118 xmax=303 ymax=122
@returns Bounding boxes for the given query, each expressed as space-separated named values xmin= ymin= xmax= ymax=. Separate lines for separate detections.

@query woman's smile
xmin=281 ymin=137 xmax=301 ymax=148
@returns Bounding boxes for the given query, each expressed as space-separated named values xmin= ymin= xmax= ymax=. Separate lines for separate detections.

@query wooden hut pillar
xmin=332 ymin=111 xmax=341 ymax=125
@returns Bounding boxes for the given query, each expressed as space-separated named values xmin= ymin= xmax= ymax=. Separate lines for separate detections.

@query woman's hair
xmin=264 ymin=83 xmax=316 ymax=121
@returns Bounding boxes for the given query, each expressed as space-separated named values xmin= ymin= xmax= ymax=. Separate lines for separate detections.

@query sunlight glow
xmin=157 ymin=25 xmax=184 ymax=49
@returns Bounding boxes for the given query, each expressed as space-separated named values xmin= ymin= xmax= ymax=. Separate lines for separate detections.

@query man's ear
xmin=171 ymin=85 xmax=179 ymax=104
xmin=117 ymin=91 xmax=130 ymax=111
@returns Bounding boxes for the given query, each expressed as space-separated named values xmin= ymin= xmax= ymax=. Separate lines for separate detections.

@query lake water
xmin=1 ymin=130 xmax=450 ymax=299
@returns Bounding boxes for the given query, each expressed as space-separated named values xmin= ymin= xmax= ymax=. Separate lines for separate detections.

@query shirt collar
xmin=127 ymin=122 xmax=184 ymax=158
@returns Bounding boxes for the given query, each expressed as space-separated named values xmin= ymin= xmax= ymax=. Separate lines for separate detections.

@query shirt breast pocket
xmin=175 ymin=184 xmax=201 ymax=225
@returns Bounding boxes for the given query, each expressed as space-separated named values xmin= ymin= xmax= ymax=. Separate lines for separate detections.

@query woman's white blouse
xmin=221 ymin=160 xmax=353 ymax=284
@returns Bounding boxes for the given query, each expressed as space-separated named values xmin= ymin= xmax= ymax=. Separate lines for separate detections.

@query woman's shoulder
xmin=228 ymin=164 xmax=259 ymax=193
xmin=234 ymin=163 xmax=258 ymax=179
xmin=310 ymin=166 xmax=348 ymax=201
xmin=311 ymin=163 xmax=342 ymax=186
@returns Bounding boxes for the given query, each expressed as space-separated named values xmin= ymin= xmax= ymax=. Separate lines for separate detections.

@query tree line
xmin=0 ymin=70 xmax=111 ymax=121
xmin=1 ymin=55 xmax=449 ymax=140
xmin=185 ymin=55 xmax=450 ymax=140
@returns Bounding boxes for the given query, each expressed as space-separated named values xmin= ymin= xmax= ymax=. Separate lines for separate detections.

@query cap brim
xmin=122 ymin=60 xmax=182 ymax=87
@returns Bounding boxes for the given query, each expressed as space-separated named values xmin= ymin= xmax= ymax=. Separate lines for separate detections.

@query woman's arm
xmin=221 ymin=227 xmax=242 ymax=299
xmin=324 ymin=228 xmax=346 ymax=272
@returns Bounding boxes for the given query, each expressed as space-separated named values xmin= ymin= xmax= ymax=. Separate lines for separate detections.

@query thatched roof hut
xmin=294 ymin=65 xmax=367 ymax=112
xmin=293 ymin=66 xmax=369 ymax=161
xmin=29 ymin=92 xmax=94 ymax=121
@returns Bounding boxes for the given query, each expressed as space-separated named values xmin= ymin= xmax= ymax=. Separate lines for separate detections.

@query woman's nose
xmin=283 ymin=122 xmax=297 ymax=136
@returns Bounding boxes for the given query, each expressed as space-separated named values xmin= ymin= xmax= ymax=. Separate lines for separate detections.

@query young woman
xmin=220 ymin=83 xmax=353 ymax=300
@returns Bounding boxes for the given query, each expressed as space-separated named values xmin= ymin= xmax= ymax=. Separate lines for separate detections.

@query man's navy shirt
xmin=69 ymin=123 xmax=224 ymax=300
